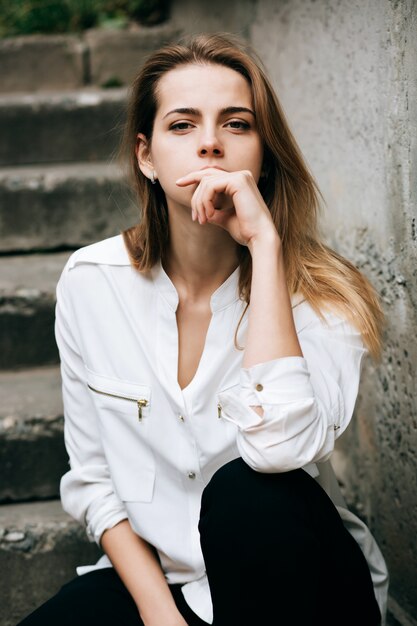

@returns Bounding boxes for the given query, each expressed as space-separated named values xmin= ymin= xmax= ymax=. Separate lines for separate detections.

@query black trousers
xmin=17 ymin=458 xmax=381 ymax=626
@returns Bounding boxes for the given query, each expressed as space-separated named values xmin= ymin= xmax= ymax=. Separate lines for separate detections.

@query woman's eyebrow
xmin=162 ymin=106 xmax=255 ymax=119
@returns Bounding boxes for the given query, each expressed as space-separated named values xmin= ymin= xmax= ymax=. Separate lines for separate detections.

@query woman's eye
xmin=169 ymin=120 xmax=250 ymax=131
xmin=226 ymin=120 xmax=250 ymax=130
xmin=170 ymin=122 xmax=192 ymax=131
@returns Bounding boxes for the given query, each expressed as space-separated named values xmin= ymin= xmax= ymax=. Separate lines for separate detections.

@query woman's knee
xmin=205 ymin=456 xmax=299 ymax=494
xmin=199 ymin=457 xmax=315 ymax=538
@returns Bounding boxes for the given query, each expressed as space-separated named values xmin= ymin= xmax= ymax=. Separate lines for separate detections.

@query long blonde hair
xmin=120 ymin=32 xmax=384 ymax=360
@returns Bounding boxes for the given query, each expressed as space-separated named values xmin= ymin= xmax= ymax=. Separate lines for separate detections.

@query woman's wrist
xmin=247 ymin=228 xmax=281 ymax=256
xmin=136 ymin=587 xmax=185 ymax=624
xmin=139 ymin=604 xmax=188 ymax=626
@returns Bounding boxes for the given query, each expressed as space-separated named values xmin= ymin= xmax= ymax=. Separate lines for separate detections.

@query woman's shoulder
xmin=290 ymin=293 xmax=331 ymax=334
xmin=57 ymin=235 xmax=142 ymax=301
xmin=65 ymin=234 xmax=131 ymax=271
xmin=291 ymin=294 xmax=365 ymax=349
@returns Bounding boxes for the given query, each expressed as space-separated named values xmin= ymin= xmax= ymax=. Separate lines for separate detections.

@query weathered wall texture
xmin=172 ymin=0 xmax=417 ymax=621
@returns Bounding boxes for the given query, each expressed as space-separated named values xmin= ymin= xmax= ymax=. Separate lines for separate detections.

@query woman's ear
xmin=135 ymin=133 xmax=157 ymax=183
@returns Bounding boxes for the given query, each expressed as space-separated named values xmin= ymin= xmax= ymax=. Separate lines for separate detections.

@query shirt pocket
xmin=217 ymin=377 xmax=243 ymax=419
xmin=85 ymin=368 xmax=155 ymax=503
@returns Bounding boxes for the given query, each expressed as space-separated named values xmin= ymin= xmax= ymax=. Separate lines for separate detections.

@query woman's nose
xmin=198 ymin=131 xmax=224 ymax=157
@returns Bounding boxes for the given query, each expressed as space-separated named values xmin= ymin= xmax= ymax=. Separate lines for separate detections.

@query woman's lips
xmin=199 ymin=165 xmax=227 ymax=171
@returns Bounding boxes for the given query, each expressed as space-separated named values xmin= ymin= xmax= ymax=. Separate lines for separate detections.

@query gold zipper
xmin=217 ymin=403 xmax=222 ymax=419
xmin=87 ymin=384 xmax=149 ymax=421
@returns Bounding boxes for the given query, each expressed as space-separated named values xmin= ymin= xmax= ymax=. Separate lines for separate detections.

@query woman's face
xmin=138 ymin=63 xmax=263 ymax=213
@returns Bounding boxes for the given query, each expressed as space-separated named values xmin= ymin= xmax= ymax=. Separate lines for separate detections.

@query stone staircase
xmin=0 ymin=23 xmax=178 ymax=626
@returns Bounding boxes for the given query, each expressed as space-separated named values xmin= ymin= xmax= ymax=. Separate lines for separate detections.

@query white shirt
xmin=55 ymin=234 xmax=389 ymax=624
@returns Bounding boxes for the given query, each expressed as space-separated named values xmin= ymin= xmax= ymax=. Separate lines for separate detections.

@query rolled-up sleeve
xmin=55 ymin=259 xmax=128 ymax=546
xmin=217 ymin=309 xmax=367 ymax=473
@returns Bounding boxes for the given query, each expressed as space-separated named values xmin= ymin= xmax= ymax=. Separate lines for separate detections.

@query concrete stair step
xmin=0 ymin=88 xmax=127 ymax=166
xmin=0 ymin=499 xmax=101 ymax=626
xmin=0 ymin=252 xmax=70 ymax=369
xmin=0 ymin=23 xmax=180 ymax=94
xmin=0 ymin=161 xmax=138 ymax=253
xmin=0 ymin=366 xmax=66 ymax=503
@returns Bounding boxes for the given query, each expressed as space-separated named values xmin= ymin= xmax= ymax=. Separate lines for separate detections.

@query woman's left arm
xmin=242 ymin=233 xmax=303 ymax=389
xmin=234 ymin=189 xmax=367 ymax=472
xmin=220 ymin=230 xmax=368 ymax=473
xmin=223 ymin=190 xmax=367 ymax=473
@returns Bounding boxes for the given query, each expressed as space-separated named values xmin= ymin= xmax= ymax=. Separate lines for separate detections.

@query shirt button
xmin=188 ymin=471 xmax=196 ymax=480
xmin=179 ymin=414 xmax=185 ymax=422
xmin=255 ymin=383 xmax=263 ymax=391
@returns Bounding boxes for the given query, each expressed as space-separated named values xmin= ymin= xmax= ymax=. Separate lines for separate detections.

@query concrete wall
xmin=172 ymin=0 xmax=417 ymax=621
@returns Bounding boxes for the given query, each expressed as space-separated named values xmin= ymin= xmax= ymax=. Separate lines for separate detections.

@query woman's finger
xmin=197 ymin=180 xmax=222 ymax=223
xmin=191 ymin=177 xmax=211 ymax=224
xmin=175 ymin=168 xmax=228 ymax=187
xmin=191 ymin=190 xmax=201 ymax=223
xmin=179 ymin=168 xmax=238 ymax=224
xmin=176 ymin=170 xmax=212 ymax=187
xmin=203 ymin=178 xmax=234 ymax=215
xmin=204 ymin=197 xmax=216 ymax=220
xmin=195 ymin=179 xmax=208 ymax=224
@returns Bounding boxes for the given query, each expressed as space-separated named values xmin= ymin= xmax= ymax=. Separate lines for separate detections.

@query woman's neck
xmin=163 ymin=206 xmax=239 ymax=304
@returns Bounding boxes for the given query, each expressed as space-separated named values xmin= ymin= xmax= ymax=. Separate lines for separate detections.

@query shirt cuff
xmin=239 ymin=356 xmax=315 ymax=405
xmin=86 ymin=496 xmax=128 ymax=546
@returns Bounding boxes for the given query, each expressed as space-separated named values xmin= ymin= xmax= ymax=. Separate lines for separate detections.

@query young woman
xmin=19 ymin=33 xmax=388 ymax=626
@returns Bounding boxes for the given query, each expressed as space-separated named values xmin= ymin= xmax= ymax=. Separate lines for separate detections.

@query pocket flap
xmin=85 ymin=368 xmax=151 ymax=404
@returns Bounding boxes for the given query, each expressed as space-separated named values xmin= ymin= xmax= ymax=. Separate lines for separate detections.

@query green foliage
xmin=101 ymin=75 xmax=124 ymax=88
xmin=0 ymin=0 xmax=170 ymax=37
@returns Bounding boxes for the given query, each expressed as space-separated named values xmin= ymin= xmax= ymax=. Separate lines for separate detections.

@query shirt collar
xmin=150 ymin=258 xmax=241 ymax=313
xmin=150 ymin=258 xmax=306 ymax=313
